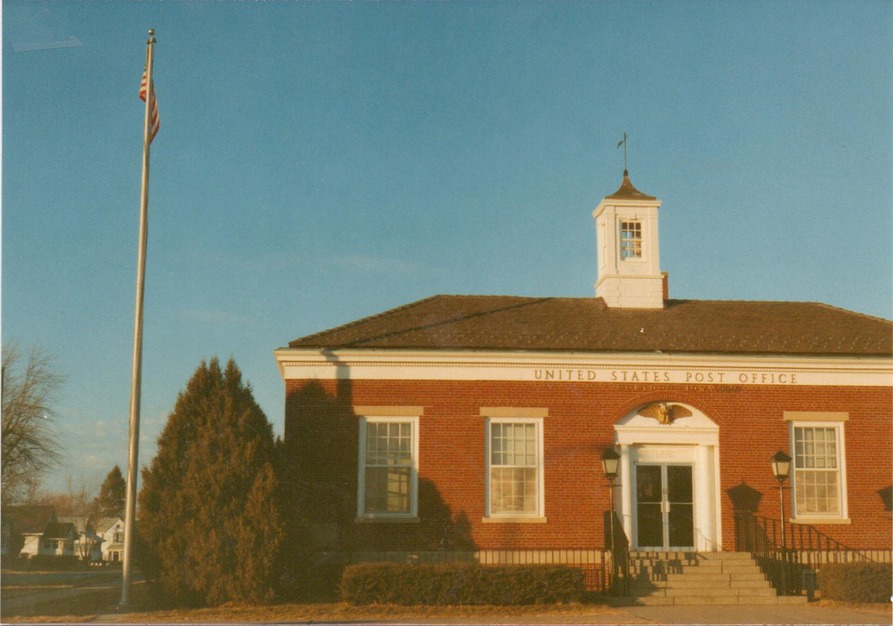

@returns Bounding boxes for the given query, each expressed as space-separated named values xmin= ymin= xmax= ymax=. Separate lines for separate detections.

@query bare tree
xmin=2 ymin=343 xmax=63 ymax=506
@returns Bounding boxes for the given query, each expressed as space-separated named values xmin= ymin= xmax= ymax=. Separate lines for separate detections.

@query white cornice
xmin=274 ymin=348 xmax=892 ymax=388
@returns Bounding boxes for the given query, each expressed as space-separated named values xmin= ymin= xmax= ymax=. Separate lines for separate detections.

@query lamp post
xmin=771 ymin=451 xmax=791 ymax=595
xmin=601 ymin=448 xmax=620 ymax=551
xmin=601 ymin=447 xmax=621 ymax=593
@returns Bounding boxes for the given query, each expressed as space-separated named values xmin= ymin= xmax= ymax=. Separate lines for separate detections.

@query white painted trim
xmin=788 ymin=420 xmax=849 ymax=522
xmin=784 ymin=411 xmax=849 ymax=422
xmin=790 ymin=517 xmax=851 ymax=525
xmin=614 ymin=404 xmax=722 ymax=552
xmin=484 ymin=417 xmax=546 ymax=520
xmin=354 ymin=406 xmax=424 ymax=417
xmin=481 ymin=516 xmax=548 ymax=524
xmin=480 ymin=407 xmax=549 ymax=417
xmin=357 ymin=415 xmax=420 ymax=520
xmin=274 ymin=348 xmax=892 ymax=388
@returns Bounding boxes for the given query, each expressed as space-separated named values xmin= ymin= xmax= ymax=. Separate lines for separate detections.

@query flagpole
xmin=121 ymin=28 xmax=156 ymax=609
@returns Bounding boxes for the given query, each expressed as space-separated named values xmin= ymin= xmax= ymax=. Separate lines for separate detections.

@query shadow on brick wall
xmin=282 ymin=380 xmax=476 ymax=555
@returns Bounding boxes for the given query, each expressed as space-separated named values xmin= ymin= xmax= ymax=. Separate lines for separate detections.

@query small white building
xmin=95 ymin=517 xmax=125 ymax=563
xmin=58 ymin=516 xmax=104 ymax=562
xmin=39 ymin=522 xmax=78 ymax=557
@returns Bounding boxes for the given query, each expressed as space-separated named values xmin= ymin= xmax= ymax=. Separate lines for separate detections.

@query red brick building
xmin=276 ymin=172 xmax=892 ymax=581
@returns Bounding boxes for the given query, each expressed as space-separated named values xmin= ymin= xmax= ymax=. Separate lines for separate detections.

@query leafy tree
xmin=1 ymin=343 xmax=62 ymax=506
xmin=138 ymin=358 xmax=283 ymax=607
xmin=94 ymin=465 xmax=126 ymax=518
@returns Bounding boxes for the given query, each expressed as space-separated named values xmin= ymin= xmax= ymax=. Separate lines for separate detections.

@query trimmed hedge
xmin=18 ymin=555 xmax=83 ymax=570
xmin=818 ymin=563 xmax=892 ymax=603
xmin=341 ymin=563 xmax=584 ymax=605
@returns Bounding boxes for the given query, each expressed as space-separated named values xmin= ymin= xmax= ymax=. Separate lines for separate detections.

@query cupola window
xmin=620 ymin=221 xmax=642 ymax=259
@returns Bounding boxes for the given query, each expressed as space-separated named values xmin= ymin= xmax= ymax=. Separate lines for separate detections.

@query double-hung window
xmin=486 ymin=418 xmax=544 ymax=519
xmin=785 ymin=413 xmax=848 ymax=521
xmin=358 ymin=416 xmax=418 ymax=519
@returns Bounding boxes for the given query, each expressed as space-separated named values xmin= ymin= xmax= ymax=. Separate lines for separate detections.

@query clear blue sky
xmin=3 ymin=1 xmax=891 ymax=493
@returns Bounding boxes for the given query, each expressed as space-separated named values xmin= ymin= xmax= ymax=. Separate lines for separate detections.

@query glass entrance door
xmin=635 ymin=464 xmax=694 ymax=550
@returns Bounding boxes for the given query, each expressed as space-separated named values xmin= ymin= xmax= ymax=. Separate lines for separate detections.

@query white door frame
xmin=613 ymin=404 xmax=721 ymax=552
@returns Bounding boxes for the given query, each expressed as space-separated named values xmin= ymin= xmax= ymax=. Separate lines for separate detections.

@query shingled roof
xmin=604 ymin=170 xmax=656 ymax=201
xmin=288 ymin=295 xmax=893 ymax=357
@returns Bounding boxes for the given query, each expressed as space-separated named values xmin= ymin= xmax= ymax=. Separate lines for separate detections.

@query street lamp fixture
xmin=771 ymin=450 xmax=792 ymax=594
xmin=771 ymin=451 xmax=791 ymax=483
xmin=602 ymin=447 xmax=620 ymax=481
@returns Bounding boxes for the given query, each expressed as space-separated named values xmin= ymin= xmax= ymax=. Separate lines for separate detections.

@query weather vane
xmin=616 ymin=131 xmax=629 ymax=172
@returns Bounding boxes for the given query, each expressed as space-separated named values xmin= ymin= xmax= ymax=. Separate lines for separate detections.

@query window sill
xmin=482 ymin=516 xmax=547 ymax=524
xmin=790 ymin=517 xmax=851 ymax=525
xmin=355 ymin=516 xmax=420 ymax=524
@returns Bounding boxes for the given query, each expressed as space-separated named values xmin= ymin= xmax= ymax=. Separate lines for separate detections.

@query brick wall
xmin=283 ymin=378 xmax=892 ymax=553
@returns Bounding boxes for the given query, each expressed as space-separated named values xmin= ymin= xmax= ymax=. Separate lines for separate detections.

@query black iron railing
xmin=734 ymin=512 xmax=889 ymax=596
xmin=604 ymin=509 xmax=630 ymax=595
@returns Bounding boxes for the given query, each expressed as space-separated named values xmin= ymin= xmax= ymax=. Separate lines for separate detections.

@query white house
xmin=39 ymin=522 xmax=78 ymax=557
xmin=95 ymin=517 xmax=125 ymax=563
xmin=58 ymin=516 xmax=104 ymax=562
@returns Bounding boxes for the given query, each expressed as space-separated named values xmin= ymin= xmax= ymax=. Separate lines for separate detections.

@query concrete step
xmin=665 ymin=571 xmax=767 ymax=582
xmin=631 ymin=583 xmax=776 ymax=597
xmin=633 ymin=576 xmax=769 ymax=588
xmin=612 ymin=593 xmax=810 ymax=607
xmin=631 ymin=566 xmax=765 ymax=582
xmin=619 ymin=551 xmax=801 ymax=606
xmin=682 ymin=560 xmax=763 ymax=571
xmin=698 ymin=551 xmax=757 ymax=560
xmin=629 ymin=550 xmax=698 ymax=559
xmin=671 ymin=595 xmax=765 ymax=605
xmin=665 ymin=586 xmax=776 ymax=598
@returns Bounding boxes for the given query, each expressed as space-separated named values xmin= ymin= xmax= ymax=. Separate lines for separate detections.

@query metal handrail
xmin=734 ymin=512 xmax=885 ymax=596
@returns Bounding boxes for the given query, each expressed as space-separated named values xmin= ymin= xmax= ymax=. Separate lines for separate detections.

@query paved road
xmin=1 ymin=570 xmax=122 ymax=618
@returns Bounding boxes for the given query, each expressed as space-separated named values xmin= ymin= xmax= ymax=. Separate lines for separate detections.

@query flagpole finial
xmin=147 ymin=29 xmax=156 ymax=44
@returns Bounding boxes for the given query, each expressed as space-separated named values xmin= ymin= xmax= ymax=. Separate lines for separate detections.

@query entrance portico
xmin=614 ymin=403 xmax=721 ymax=552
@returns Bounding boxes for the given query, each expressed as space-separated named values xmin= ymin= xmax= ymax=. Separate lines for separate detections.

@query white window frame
xmin=485 ymin=417 xmax=545 ymax=521
xmin=619 ymin=220 xmax=643 ymax=260
xmin=357 ymin=415 xmax=419 ymax=520
xmin=788 ymin=419 xmax=849 ymax=522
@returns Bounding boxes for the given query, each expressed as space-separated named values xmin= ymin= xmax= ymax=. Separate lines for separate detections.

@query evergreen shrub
xmin=137 ymin=358 xmax=284 ymax=607
xmin=818 ymin=563 xmax=892 ymax=602
xmin=340 ymin=563 xmax=584 ymax=605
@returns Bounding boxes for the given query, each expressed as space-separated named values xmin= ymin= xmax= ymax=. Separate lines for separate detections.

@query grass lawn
xmin=4 ymin=598 xmax=891 ymax=624
xmin=3 ymin=596 xmax=630 ymax=624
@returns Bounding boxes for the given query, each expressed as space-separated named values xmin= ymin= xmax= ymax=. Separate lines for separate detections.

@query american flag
xmin=139 ymin=67 xmax=160 ymax=143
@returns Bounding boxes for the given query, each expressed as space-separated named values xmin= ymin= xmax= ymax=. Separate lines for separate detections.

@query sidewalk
xmin=90 ymin=601 xmax=892 ymax=625
xmin=604 ymin=602 xmax=891 ymax=624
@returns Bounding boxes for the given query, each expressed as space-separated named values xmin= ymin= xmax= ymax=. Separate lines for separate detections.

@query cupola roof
xmin=605 ymin=170 xmax=656 ymax=201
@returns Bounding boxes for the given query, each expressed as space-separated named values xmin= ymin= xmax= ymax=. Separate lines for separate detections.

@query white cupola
xmin=593 ymin=170 xmax=666 ymax=308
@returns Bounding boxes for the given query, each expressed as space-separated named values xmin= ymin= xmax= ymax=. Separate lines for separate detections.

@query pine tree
xmin=138 ymin=358 xmax=284 ymax=607
xmin=94 ymin=465 xmax=126 ymax=518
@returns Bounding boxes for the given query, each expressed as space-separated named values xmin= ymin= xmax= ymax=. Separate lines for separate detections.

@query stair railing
xmin=605 ymin=509 xmax=630 ymax=595
xmin=734 ymin=512 xmax=885 ymax=596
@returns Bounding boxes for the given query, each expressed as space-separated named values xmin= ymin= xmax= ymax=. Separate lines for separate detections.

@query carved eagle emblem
xmin=637 ymin=403 xmax=692 ymax=425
